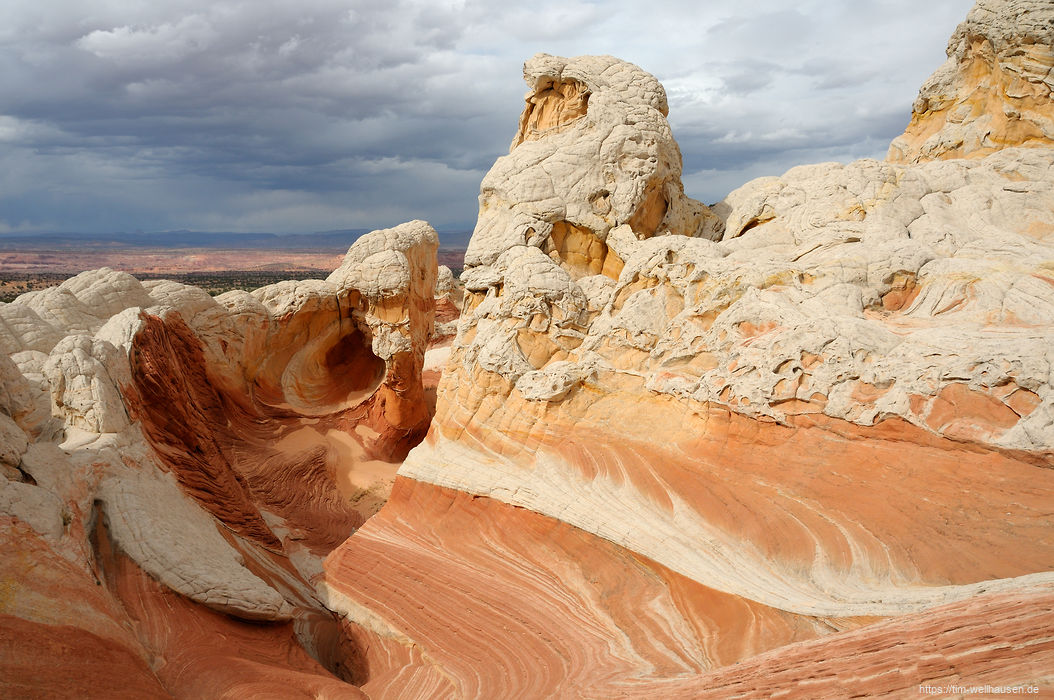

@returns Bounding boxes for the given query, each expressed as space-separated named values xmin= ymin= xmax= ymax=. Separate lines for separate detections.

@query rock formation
xmin=1 ymin=221 xmax=441 ymax=695
xmin=466 ymin=54 xmax=722 ymax=282
xmin=889 ymin=0 xmax=1054 ymax=162
xmin=4 ymin=1 xmax=1054 ymax=697
xmin=325 ymin=4 xmax=1054 ymax=696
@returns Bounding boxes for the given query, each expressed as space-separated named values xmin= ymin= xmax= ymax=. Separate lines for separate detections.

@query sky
xmin=0 ymin=0 xmax=974 ymax=237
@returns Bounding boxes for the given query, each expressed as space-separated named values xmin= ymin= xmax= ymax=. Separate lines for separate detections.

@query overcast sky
xmin=0 ymin=0 xmax=973 ymax=237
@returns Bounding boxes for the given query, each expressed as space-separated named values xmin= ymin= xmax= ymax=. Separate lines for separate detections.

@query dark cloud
xmin=0 ymin=0 xmax=974 ymax=235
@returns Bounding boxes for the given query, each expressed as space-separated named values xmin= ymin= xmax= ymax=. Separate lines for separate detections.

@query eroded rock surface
xmin=325 ymin=4 xmax=1054 ymax=696
xmin=1 ymin=221 xmax=442 ymax=696
xmin=4 ymin=1 xmax=1054 ymax=697
xmin=889 ymin=0 xmax=1054 ymax=163
xmin=466 ymin=53 xmax=721 ymax=284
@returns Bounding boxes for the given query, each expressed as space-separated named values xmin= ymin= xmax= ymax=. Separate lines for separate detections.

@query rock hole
xmin=324 ymin=327 xmax=386 ymax=395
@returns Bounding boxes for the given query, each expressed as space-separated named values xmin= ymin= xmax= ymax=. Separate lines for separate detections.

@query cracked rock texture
xmin=889 ymin=0 xmax=1054 ymax=163
xmin=4 ymin=1 xmax=1054 ymax=697
xmin=327 ymin=5 xmax=1054 ymax=697
xmin=465 ymin=53 xmax=722 ymax=282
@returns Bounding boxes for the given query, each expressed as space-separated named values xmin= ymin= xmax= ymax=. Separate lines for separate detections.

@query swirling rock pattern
xmin=4 ymin=1 xmax=1054 ymax=697
xmin=323 ymin=478 xmax=836 ymax=699
xmin=1 ymin=222 xmax=442 ymax=695
xmin=325 ymin=2 xmax=1054 ymax=696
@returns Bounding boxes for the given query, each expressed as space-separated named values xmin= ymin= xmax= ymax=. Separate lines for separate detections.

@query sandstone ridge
xmin=1 ymin=221 xmax=447 ymax=695
xmin=332 ymin=4 xmax=1054 ymax=696
xmin=4 ymin=1 xmax=1054 ymax=697
xmin=889 ymin=0 xmax=1054 ymax=162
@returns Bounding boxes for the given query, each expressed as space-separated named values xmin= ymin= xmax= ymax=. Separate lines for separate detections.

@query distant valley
xmin=0 ymin=227 xmax=474 ymax=251
xmin=0 ymin=228 xmax=469 ymax=301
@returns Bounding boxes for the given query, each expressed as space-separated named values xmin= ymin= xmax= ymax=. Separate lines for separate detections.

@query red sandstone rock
xmin=0 ymin=221 xmax=445 ymax=697
xmin=322 ymin=479 xmax=1054 ymax=698
xmin=325 ymin=3 xmax=1054 ymax=696
xmin=322 ymin=479 xmax=832 ymax=699
xmin=680 ymin=583 xmax=1054 ymax=699
xmin=3 ymin=1 xmax=1054 ymax=697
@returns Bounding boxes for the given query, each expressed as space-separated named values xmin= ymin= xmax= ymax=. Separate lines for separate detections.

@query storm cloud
xmin=0 ymin=0 xmax=972 ymax=236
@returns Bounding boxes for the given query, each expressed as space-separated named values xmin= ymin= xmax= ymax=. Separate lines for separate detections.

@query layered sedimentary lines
xmin=325 ymin=484 xmax=1054 ymax=698
xmin=683 ymin=583 xmax=1054 ymax=699
xmin=323 ymin=479 xmax=831 ymax=699
xmin=1 ymin=221 xmax=447 ymax=696
xmin=5 ymin=1 xmax=1054 ymax=697
xmin=403 ymin=391 xmax=1054 ymax=618
xmin=0 ymin=520 xmax=171 ymax=699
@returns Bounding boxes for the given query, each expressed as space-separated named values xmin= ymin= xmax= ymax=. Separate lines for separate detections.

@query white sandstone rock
xmin=43 ymin=335 xmax=131 ymax=434
xmin=889 ymin=0 xmax=1054 ymax=163
xmin=98 ymin=462 xmax=294 ymax=621
xmin=466 ymin=53 xmax=719 ymax=274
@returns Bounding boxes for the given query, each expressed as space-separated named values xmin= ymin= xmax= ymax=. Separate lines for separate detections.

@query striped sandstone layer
xmin=324 ymin=5 xmax=1054 ymax=695
xmin=322 ymin=479 xmax=837 ymax=699
xmin=1 ymin=222 xmax=448 ymax=696
xmin=323 ymin=481 xmax=1054 ymax=698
